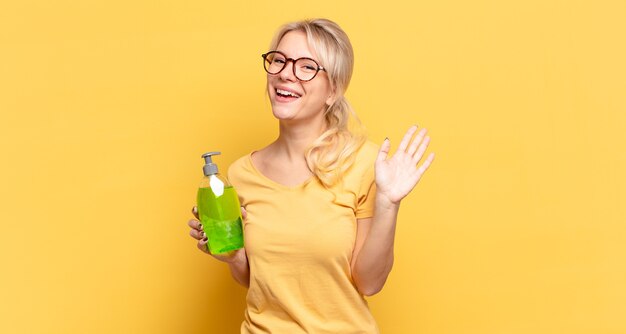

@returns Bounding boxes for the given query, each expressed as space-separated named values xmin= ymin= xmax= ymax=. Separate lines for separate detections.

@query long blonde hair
xmin=268 ymin=18 xmax=366 ymax=188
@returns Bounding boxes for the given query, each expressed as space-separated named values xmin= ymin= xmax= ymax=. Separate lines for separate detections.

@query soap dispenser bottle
xmin=197 ymin=152 xmax=244 ymax=254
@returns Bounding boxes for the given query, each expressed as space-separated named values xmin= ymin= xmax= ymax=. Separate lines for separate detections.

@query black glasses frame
xmin=261 ymin=51 xmax=326 ymax=82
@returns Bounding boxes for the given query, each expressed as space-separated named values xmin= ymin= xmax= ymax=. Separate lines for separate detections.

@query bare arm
xmin=351 ymin=201 xmax=398 ymax=296
xmin=223 ymin=249 xmax=250 ymax=287
xmin=351 ymin=126 xmax=435 ymax=296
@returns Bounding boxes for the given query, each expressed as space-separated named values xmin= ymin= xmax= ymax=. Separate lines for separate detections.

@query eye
xmin=298 ymin=59 xmax=318 ymax=72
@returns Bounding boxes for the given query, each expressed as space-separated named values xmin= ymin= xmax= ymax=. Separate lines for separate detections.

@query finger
xmin=407 ymin=128 xmax=427 ymax=156
xmin=376 ymin=137 xmax=391 ymax=163
xmin=189 ymin=228 xmax=205 ymax=240
xmin=197 ymin=236 xmax=210 ymax=254
xmin=187 ymin=219 xmax=202 ymax=231
xmin=416 ymin=152 xmax=435 ymax=176
xmin=241 ymin=206 xmax=248 ymax=220
xmin=191 ymin=206 xmax=199 ymax=219
xmin=396 ymin=125 xmax=418 ymax=154
xmin=412 ymin=135 xmax=431 ymax=163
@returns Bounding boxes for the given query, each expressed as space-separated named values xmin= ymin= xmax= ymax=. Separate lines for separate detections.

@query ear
xmin=325 ymin=88 xmax=337 ymax=106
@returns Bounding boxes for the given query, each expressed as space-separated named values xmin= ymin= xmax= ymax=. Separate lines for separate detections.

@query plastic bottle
xmin=197 ymin=152 xmax=244 ymax=254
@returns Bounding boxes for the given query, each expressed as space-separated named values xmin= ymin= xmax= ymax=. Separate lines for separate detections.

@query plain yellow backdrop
xmin=1 ymin=0 xmax=624 ymax=333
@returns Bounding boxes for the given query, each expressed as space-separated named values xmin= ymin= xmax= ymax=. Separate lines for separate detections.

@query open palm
xmin=375 ymin=126 xmax=435 ymax=204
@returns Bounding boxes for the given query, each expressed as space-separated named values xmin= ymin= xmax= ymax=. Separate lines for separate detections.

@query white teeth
xmin=276 ymin=89 xmax=300 ymax=98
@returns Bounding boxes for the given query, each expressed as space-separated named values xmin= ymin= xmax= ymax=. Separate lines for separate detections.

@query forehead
xmin=276 ymin=30 xmax=318 ymax=60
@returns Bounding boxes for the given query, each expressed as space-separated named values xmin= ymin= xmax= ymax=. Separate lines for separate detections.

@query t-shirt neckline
xmin=247 ymin=152 xmax=315 ymax=190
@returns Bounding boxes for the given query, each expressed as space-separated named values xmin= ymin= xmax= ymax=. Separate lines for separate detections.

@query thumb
xmin=377 ymin=137 xmax=391 ymax=163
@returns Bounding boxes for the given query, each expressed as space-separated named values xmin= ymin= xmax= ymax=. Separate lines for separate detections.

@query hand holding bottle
xmin=188 ymin=205 xmax=248 ymax=264
xmin=195 ymin=152 xmax=245 ymax=254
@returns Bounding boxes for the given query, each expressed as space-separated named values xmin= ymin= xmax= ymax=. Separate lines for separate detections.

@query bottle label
xmin=209 ymin=174 xmax=225 ymax=197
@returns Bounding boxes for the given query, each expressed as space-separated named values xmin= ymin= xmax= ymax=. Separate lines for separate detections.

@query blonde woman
xmin=188 ymin=18 xmax=435 ymax=333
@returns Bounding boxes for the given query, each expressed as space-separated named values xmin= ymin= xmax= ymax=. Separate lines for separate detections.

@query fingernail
xmin=198 ymin=223 xmax=203 ymax=230
xmin=202 ymin=237 xmax=208 ymax=242
xmin=192 ymin=207 xmax=197 ymax=213
xmin=384 ymin=137 xmax=389 ymax=141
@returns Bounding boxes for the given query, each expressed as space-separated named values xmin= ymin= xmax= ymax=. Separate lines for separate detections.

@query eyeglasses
xmin=261 ymin=51 xmax=326 ymax=82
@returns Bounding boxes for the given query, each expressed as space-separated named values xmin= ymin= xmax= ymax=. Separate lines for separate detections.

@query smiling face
xmin=267 ymin=31 xmax=334 ymax=125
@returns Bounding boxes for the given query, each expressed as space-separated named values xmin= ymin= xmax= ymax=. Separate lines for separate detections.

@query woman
xmin=188 ymin=18 xmax=435 ymax=333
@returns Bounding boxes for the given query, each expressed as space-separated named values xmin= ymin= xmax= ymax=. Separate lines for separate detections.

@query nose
xmin=278 ymin=59 xmax=297 ymax=82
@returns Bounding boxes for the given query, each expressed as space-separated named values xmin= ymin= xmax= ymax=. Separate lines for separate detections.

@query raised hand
xmin=375 ymin=125 xmax=435 ymax=205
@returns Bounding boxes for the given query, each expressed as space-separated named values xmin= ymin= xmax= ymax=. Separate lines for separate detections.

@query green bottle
xmin=197 ymin=152 xmax=244 ymax=254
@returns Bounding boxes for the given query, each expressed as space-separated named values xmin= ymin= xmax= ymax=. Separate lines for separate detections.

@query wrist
xmin=376 ymin=194 xmax=401 ymax=212
xmin=225 ymin=249 xmax=247 ymax=266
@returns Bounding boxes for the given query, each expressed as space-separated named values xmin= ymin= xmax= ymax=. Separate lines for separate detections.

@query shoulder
xmin=334 ymin=140 xmax=378 ymax=209
xmin=349 ymin=140 xmax=379 ymax=174
xmin=337 ymin=140 xmax=378 ymax=189
xmin=227 ymin=153 xmax=253 ymax=183
xmin=355 ymin=140 xmax=379 ymax=165
xmin=228 ymin=153 xmax=250 ymax=171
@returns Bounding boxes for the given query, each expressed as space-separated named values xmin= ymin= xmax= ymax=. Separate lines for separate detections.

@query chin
xmin=270 ymin=98 xmax=300 ymax=117
xmin=271 ymin=107 xmax=298 ymax=121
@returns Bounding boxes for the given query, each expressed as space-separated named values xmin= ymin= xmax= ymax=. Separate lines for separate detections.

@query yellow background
xmin=1 ymin=0 xmax=624 ymax=333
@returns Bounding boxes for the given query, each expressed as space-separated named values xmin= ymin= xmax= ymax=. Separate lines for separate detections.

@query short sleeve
xmin=355 ymin=164 xmax=376 ymax=219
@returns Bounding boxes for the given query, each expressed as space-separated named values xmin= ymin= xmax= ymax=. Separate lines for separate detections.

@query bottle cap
xmin=201 ymin=152 xmax=221 ymax=176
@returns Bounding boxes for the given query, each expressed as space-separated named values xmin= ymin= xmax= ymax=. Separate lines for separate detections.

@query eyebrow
xmin=275 ymin=50 xmax=318 ymax=61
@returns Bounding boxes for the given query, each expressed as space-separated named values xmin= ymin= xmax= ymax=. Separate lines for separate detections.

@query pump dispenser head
xmin=201 ymin=152 xmax=221 ymax=176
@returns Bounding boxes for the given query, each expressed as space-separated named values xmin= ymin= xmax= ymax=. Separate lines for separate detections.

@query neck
xmin=274 ymin=117 xmax=327 ymax=162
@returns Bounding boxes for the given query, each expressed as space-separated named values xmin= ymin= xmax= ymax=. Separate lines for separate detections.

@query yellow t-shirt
xmin=227 ymin=141 xmax=380 ymax=334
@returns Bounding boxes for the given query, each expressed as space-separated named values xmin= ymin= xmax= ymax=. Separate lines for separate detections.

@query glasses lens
xmin=264 ymin=52 xmax=285 ymax=74
xmin=294 ymin=58 xmax=319 ymax=81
